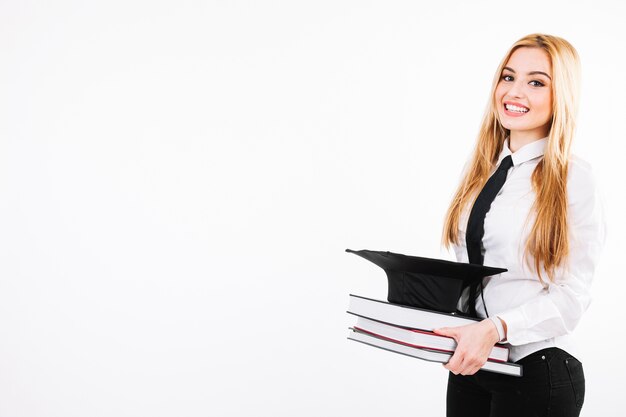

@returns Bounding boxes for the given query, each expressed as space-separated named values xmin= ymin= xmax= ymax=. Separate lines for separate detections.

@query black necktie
xmin=465 ymin=154 xmax=513 ymax=317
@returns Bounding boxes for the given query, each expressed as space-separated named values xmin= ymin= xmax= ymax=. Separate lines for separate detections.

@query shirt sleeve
xmin=496 ymin=159 xmax=607 ymax=346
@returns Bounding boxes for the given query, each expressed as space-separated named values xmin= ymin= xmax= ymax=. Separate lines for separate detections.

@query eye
xmin=501 ymin=74 xmax=513 ymax=82
xmin=529 ymin=80 xmax=545 ymax=87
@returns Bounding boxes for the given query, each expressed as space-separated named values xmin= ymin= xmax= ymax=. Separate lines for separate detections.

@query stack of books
xmin=347 ymin=294 xmax=523 ymax=377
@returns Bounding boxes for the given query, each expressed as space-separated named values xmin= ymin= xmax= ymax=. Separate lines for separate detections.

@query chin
xmin=500 ymin=118 xmax=538 ymax=132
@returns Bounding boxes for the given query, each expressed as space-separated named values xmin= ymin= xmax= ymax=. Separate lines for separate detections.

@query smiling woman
xmin=436 ymin=34 xmax=605 ymax=417
xmin=495 ymin=47 xmax=553 ymax=151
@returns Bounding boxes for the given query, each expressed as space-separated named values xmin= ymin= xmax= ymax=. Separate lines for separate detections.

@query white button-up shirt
xmin=453 ymin=137 xmax=606 ymax=362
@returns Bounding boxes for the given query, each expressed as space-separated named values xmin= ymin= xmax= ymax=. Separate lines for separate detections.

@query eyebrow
xmin=503 ymin=66 xmax=552 ymax=80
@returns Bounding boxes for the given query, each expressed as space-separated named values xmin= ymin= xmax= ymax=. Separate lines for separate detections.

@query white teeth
xmin=505 ymin=104 xmax=529 ymax=113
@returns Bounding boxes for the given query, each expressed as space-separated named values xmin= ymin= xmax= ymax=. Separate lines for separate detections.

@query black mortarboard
xmin=346 ymin=249 xmax=507 ymax=314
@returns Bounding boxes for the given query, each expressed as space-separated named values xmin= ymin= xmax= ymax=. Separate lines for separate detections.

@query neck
xmin=509 ymin=131 xmax=548 ymax=153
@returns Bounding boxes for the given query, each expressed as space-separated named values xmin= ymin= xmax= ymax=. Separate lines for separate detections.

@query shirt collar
xmin=497 ymin=136 xmax=548 ymax=167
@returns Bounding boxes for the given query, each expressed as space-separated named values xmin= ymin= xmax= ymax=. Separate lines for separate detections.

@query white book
xmin=353 ymin=316 xmax=509 ymax=362
xmin=348 ymin=294 xmax=479 ymax=331
xmin=348 ymin=328 xmax=522 ymax=377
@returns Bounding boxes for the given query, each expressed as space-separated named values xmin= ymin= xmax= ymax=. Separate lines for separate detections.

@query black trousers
xmin=447 ymin=347 xmax=585 ymax=417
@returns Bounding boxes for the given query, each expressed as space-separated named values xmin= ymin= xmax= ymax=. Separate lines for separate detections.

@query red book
xmin=352 ymin=316 xmax=509 ymax=362
xmin=348 ymin=328 xmax=522 ymax=377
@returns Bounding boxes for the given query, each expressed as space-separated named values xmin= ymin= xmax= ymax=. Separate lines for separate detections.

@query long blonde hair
xmin=442 ymin=34 xmax=581 ymax=283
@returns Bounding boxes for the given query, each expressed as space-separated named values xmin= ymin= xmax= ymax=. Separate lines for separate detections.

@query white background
xmin=1 ymin=1 xmax=624 ymax=416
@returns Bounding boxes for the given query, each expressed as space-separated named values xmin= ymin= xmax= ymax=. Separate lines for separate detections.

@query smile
xmin=503 ymin=102 xmax=529 ymax=117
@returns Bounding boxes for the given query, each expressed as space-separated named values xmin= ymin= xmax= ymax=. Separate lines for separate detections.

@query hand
xmin=433 ymin=319 xmax=500 ymax=376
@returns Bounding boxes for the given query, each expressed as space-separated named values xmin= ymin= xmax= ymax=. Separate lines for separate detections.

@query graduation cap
xmin=346 ymin=249 xmax=507 ymax=314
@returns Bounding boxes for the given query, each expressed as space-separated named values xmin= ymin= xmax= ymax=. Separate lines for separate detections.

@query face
xmin=494 ymin=47 xmax=553 ymax=141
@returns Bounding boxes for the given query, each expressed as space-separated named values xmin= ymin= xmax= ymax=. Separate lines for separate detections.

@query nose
xmin=506 ymin=80 xmax=525 ymax=99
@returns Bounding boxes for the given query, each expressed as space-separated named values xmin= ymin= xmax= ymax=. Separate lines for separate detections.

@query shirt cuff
xmin=488 ymin=316 xmax=507 ymax=342
xmin=495 ymin=308 xmax=527 ymax=345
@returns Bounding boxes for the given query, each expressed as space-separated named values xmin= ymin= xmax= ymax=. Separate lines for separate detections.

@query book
xmin=352 ymin=316 xmax=509 ymax=362
xmin=348 ymin=328 xmax=522 ymax=377
xmin=348 ymin=294 xmax=484 ymax=332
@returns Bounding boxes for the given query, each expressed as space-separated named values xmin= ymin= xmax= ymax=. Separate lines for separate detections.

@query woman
xmin=434 ymin=34 xmax=605 ymax=416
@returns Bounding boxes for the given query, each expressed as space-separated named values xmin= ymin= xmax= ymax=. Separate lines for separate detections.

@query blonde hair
xmin=442 ymin=34 xmax=581 ymax=283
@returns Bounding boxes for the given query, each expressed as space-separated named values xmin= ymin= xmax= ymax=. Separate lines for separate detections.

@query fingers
xmin=433 ymin=327 xmax=457 ymax=340
xmin=446 ymin=363 xmax=480 ymax=376
xmin=438 ymin=327 xmax=466 ymax=374
xmin=432 ymin=327 xmax=445 ymax=335
xmin=437 ymin=323 xmax=490 ymax=376
xmin=444 ymin=349 xmax=484 ymax=376
xmin=444 ymin=348 xmax=465 ymax=374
